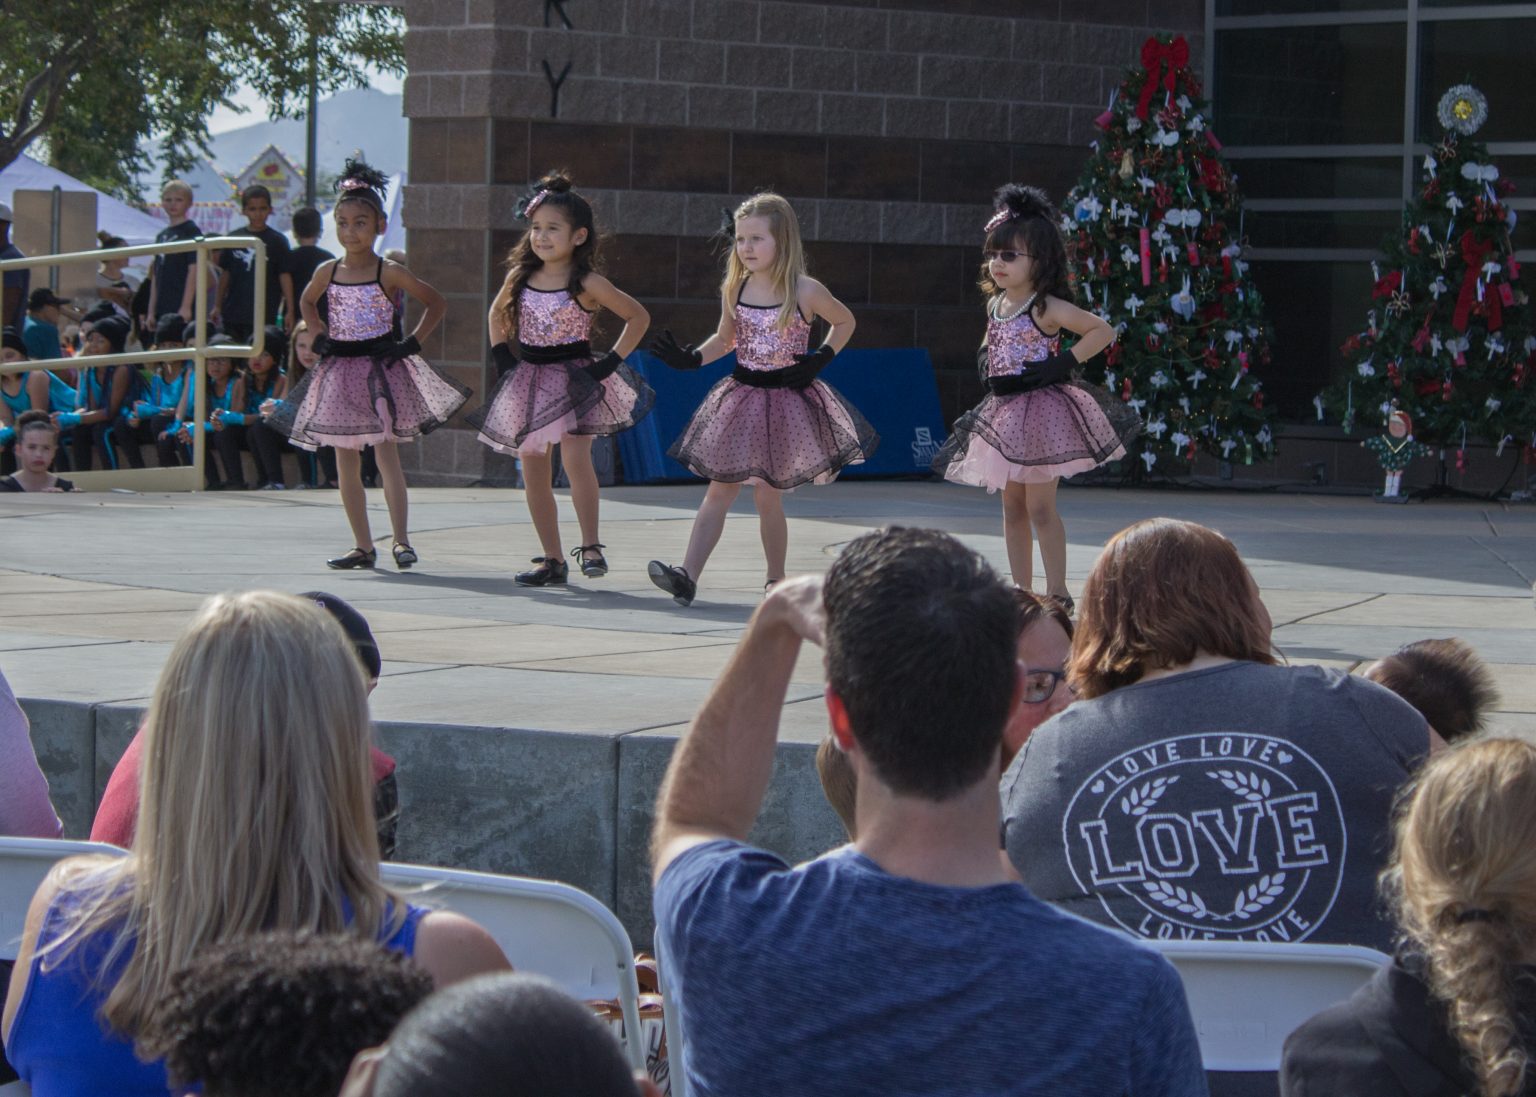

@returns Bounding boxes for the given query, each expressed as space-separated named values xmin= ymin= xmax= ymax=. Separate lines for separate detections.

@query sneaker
xmin=647 ymin=561 xmax=696 ymax=607
xmin=516 ymin=556 xmax=569 ymax=587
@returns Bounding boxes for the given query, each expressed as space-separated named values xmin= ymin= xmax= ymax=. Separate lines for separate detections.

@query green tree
xmin=0 ymin=1 xmax=402 ymax=198
xmin=1327 ymin=85 xmax=1535 ymax=471
xmin=1065 ymin=32 xmax=1278 ymax=477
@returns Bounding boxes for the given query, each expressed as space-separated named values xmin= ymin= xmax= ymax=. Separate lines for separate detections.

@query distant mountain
xmin=137 ymin=87 xmax=406 ymax=201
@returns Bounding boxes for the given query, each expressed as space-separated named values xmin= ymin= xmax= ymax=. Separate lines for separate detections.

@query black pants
xmin=208 ymin=424 xmax=249 ymax=488
xmin=112 ymin=420 xmax=152 ymax=469
xmin=74 ymin=421 xmax=114 ymax=471
xmin=0 ymin=438 xmax=14 ymax=476
xmin=247 ymin=420 xmax=292 ymax=486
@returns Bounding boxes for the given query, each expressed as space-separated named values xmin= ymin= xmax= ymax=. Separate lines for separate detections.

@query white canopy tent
xmin=0 ymin=153 xmax=166 ymax=245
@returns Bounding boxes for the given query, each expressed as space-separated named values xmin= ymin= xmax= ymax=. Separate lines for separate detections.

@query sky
xmin=207 ymin=69 xmax=404 ymax=135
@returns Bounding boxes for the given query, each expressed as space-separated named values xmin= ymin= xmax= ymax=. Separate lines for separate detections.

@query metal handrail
xmin=0 ymin=235 xmax=268 ymax=491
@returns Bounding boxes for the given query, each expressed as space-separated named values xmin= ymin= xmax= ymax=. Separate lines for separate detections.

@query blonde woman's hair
xmin=1387 ymin=737 xmax=1536 ymax=1097
xmin=43 ymin=590 xmax=401 ymax=1042
xmin=721 ymin=192 xmax=806 ymax=332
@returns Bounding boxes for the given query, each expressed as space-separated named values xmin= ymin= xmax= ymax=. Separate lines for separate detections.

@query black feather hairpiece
xmin=985 ymin=183 xmax=1055 ymax=232
xmin=336 ymin=157 xmax=389 ymax=209
xmin=514 ymin=181 xmax=551 ymax=222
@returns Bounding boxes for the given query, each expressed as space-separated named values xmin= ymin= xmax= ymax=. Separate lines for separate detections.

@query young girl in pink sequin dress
xmin=645 ymin=193 xmax=878 ymax=607
xmin=933 ymin=185 xmax=1137 ymax=611
xmin=468 ymin=172 xmax=653 ymax=587
xmin=271 ymin=160 xmax=469 ymax=571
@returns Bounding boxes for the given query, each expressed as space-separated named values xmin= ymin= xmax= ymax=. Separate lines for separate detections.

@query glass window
xmin=1416 ymin=18 xmax=1536 ymax=143
xmin=1247 ymin=260 xmax=1377 ymax=416
xmin=1216 ymin=0 xmax=1403 ymax=12
xmin=1214 ymin=24 xmax=1407 ymax=145
xmin=1246 ymin=209 xmax=1402 ymax=249
xmin=1233 ymin=156 xmax=1403 ymax=199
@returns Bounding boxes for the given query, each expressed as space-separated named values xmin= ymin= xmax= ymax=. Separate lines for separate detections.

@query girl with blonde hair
xmin=646 ymin=193 xmax=878 ymax=606
xmin=2 ymin=591 xmax=507 ymax=1093
xmin=1283 ymin=737 xmax=1536 ymax=1097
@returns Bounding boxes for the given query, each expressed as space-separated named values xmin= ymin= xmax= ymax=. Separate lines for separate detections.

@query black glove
xmin=311 ymin=333 xmax=334 ymax=358
xmin=784 ymin=344 xmax=835 ymax=390
xmin=583 ymin=350 xmax=622 ymax=382
xmin=648 ymin=329 xmax=703 ymax=371
xmin=1031 ymin=347 xmax=1078 ymax=387
xmin=491 ymin=342 xmax=518 ymax=378
xmin=382 ymin=334 xmax=421 ymax=368
xmin=976 ymin=343 xmax=991 ymax=380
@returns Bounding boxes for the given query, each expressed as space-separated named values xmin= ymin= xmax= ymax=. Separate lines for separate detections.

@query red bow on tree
xmin=1453 ymin=231 xmax=1502 ymax=332
xmin=1137 ymin=36 xmax=1189 ymax=121
xmin=1371 ymin=271 xmax=1403 ymax=299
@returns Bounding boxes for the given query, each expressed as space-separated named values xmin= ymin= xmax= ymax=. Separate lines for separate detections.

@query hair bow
xmin=714 ymin=206 xmax=736 ymax=241
xmin=1461 ymin=162 xmax=1499 ymax=184
xmin=515 ymin=185 xmax=551 ymax=222
xmin=1163 ymin=208 xmax=1202 ymax=230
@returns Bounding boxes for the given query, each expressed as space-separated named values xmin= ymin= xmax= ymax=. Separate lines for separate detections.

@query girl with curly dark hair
xmin=931 ymin=184 xmax=1137 ymax=611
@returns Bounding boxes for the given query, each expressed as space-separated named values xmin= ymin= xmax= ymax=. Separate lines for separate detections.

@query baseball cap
xmin=153 ymin=313 xmax=186 ymax=347
xmin=28 ymin=287 xmax=64 ymax=310
xmin=2 ymin=327 xmax=25 ymax=355
xmin=300 ymin=591 xmax=382 ymax=680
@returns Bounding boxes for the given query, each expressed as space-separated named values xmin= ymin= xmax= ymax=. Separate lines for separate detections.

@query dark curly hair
xmin=498 ymin=169 xmax=602 ymax=345
xmin=139 ymin=931 xmax=434 ymax=1097
xmin=978 ymin=183 xmax=1072 ymax=316
xmin=335 ymin=157 xmax=390 ymax=218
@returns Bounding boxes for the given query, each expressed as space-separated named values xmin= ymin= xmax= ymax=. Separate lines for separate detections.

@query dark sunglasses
xmin=984 ymin=250 xmax=1033 ymax=263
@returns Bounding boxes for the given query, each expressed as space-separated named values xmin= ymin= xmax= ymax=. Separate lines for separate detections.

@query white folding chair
xmin=653 ymin=929 xmax=690 ymax=1097
xmin=0 ymin=837 xmax=127 ymax=962
xmin=1153 ymin=939 xmax=1392 ymax=1071
xmin=379 ymin=862 xmax=646 ymax=1072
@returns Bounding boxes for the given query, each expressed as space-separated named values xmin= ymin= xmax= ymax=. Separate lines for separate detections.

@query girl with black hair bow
xmin=931 ymin=184 xmax=1138 ymax=612
xmin=269 ymin=160 xmax=470 ymax=571
xmin=467 ymin=170 xmax=653 ymax=587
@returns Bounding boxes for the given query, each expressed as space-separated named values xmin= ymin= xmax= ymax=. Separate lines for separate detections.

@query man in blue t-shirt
xmin=651 ymin=528 xmax=1208 ymax=1097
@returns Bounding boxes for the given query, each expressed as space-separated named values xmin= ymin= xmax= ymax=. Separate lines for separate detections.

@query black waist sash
xmin=324 ymin=334 xmax=395 ymax=357
xmin=731 ymin=364 xmax=800 ymax=389
xmin=518 ymin=339 xmax=591 ymax=364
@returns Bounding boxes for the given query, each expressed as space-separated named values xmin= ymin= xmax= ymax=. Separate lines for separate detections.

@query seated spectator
xmin=224 ymin=325 xmax=290 ymax=489
xmin=2 ymin=591 xmax=508 ymax=1093
xmin=132 ymin=315 xmax=192 ymax=468
xmin=652 ymin=528 xmax=1205 ymax=1096
xmin=172 ymin=335 xmax=246 ymax=488
xmin=1281 ymin=737 xmax=1536 ymax=1097
xmin=58 ymin=315 xmax=136 ymax=470
xmin=1 ymin=327 xmax=49 ymax=474
xmin=1364 ymin=638 xmax=1499 ymax=746
xmin=1002 ymin=517 xmax=1429 ymax=954
xmin=93 ymin=590 xmax=402 ymax=860
xmin=0 ymin=411 xmax=75 ymax=492
xmin=0 ymin=666 xmax=62 ymax=1086
xmin=817 ymin=589 xmax=1074 ymax=841
xmin=138 ymin=931 xmax=433 ymax=1097
xmin=339 ymin=972 xmax=660 ymax=1097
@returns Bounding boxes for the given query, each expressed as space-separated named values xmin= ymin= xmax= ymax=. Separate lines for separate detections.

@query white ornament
xmin=1223 ymin=329 xmax=1244 ymax=350
xmin=1164 ymin=208 xmax=1202 ymax=231
xmin=1171 ymin=430 xmax=1191 ymax=449
xmin=1150 ymin=370 xmax=1170 ymax=389
xmin=1446 ymin=193 xmax=1464 ymax=216
xmin=1179 ymin=395 xmax=1192 ymax=415
xmin=1462 ymin=162 xmax=1499 ymax=184
xmin=1136 ymin=173 xmax=1156 ymax=193
xmin=1170 ymin=275 xmax=1197 ymax=321
xmin=1313 ymin=394 xmax=1325 ymax=421
xmin=1424 ymin=154 xmax=1437 ymax=176
xmin=1147 ymin=415 xmax=1168 ymax=438
xmin=1140 ymin=450 xmax=1158 ymax=472
xmin=1126 ymin=116 xmax=1143 ymax=133
xmin=1125 ymin=294 xmax=1145 ymax=317
xmin=1430 ymin=276 xmax=1448 ymax=299
xmin=1357 ymin=357 xmax=1377 ymax=378
xmin=1257 ymin=425 xmax=1273 ymax=447
xmin=1220 ymin=438 xmax=1237 ymax=459
xmin=1120 ymin=244 xmax=1138 ymax=268
xmin=1074 ymin=194 xmax=1104 ymax=222
xmin=1486 ymin=396 xmax=1503 ymax=413
xmin=1189 ymin=368 xmax=1207 ymax=390
xmin=1431 ymin=334 xmax=1444 ymax=356
xmin=1486 ymin=334 xmax=1507 ymax=360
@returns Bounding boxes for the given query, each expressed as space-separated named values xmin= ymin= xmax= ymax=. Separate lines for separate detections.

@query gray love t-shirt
xmin=1002 ymin=661 xmax=1427 ymax=953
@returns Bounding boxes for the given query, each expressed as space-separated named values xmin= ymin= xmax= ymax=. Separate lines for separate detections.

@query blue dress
xmin=6 ymin=879 xmax=427 ymax=1095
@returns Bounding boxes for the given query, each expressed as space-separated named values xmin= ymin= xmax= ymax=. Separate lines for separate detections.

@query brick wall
xmin=401 ymin=0 xmax=1203 ymax=481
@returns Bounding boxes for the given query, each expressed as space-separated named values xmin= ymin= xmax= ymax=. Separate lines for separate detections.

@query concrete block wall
xmin=18 ymin=698 xmax=845 ymax=943
xmin=399 ymin=0 xmax=1204 ymax=480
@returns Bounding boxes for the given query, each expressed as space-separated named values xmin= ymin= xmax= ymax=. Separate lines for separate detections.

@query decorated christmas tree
xmin=1064 ymin=33 xmax=1277 ymax=476
xmin=1326 ymin=85 xmax=1535 ymax=474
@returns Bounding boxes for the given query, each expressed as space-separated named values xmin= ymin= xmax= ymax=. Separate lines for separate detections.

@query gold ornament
xmin=1119 ymin=150 xmax=1134 ymax=180
xmin=1454 ymin=98 xmax=1474 ymax=122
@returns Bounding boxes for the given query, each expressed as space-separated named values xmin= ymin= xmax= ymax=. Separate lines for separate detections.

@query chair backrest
xmin=0 ymin=1081 xmax=32 ymax=1095
xmin=0 ymin=837 xmax=127 ymax=962
xmin=1153 ymin=940 xmax=1393 ymax=1072
xmin=378 ymin=861 xmax=645 ymax=1071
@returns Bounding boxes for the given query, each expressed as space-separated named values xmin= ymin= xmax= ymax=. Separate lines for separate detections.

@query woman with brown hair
xmin=1002 ymin=517 xmax=1428 ymax=953
xmin=1282 ymin=737 xmax=1536 ymax=1097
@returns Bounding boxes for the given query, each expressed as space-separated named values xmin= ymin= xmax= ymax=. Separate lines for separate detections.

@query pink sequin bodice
xmin=519 ymin=286 xmax=592 ymax=346
xmin=733 ymin=304 xmax=809 ymax=371
xmin=326 ymin=280 xmax=395 ymax=341
xmin=985 ymin=299 xmax=1057 ymax=377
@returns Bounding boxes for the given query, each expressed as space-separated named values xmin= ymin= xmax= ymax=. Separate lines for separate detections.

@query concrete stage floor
xmin=3 ymin=480 xmax=1534 ymax=935
xmin=2 ymin=480 xmax=1532 ymax=727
